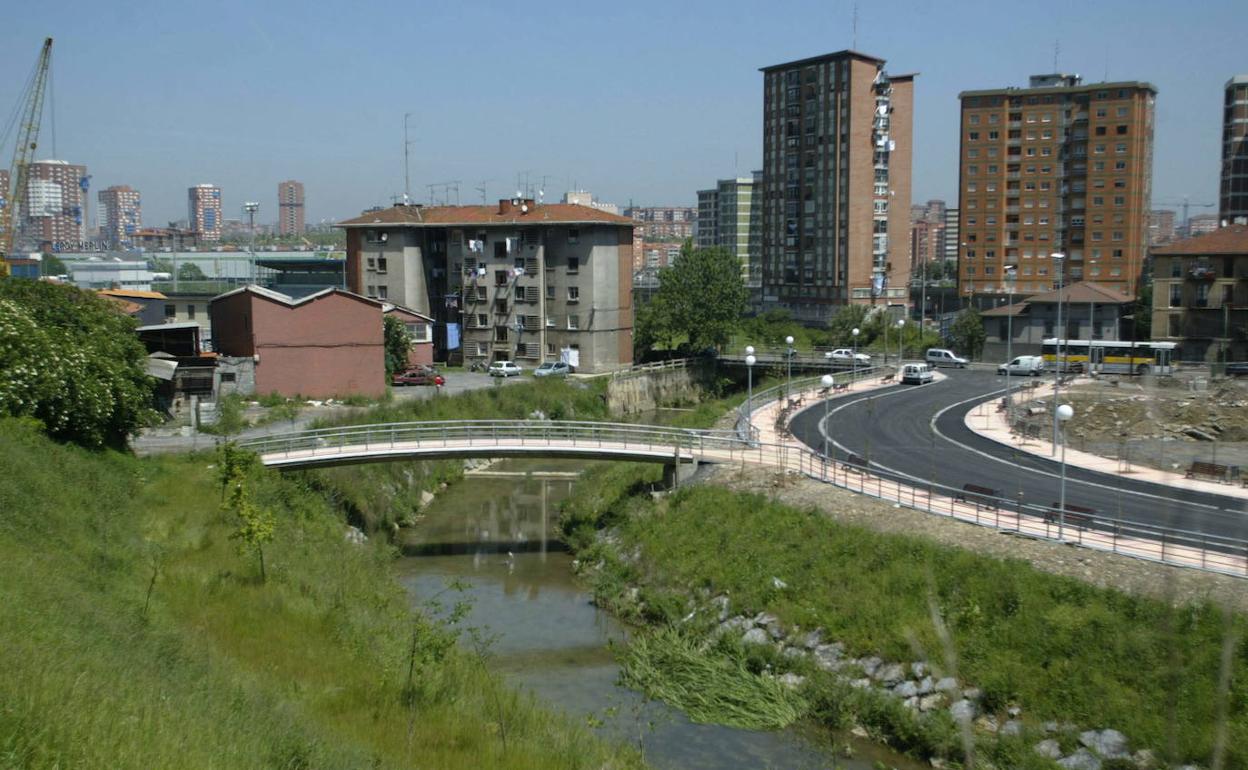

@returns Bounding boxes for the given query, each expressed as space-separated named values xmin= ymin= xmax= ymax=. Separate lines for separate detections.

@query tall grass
xmin=0 ymin=418 xmax=642 ymax=769
xmin=561 ymin=474 xmax=1248 ymax=767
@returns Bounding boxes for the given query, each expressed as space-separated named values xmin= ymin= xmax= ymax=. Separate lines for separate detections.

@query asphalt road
xmin=787 ymin=369 xmax=1248 ymax=544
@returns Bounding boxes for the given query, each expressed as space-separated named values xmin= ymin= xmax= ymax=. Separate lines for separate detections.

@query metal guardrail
xmin=734 ymin=366 xmax=889 ymax=442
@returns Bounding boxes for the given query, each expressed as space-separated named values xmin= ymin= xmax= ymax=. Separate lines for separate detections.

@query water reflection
xmin=395 ymin=461 xmax=924 ymax=770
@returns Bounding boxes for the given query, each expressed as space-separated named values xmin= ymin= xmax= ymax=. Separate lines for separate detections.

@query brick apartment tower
xmin=278 ymin=180 xmax=306 ymax=236
xmin=25 ymin=160 xmax=89 ymax=248
xmin=98 ymin=185 xmax=142 ymax=249
xmin=956 ymin=74 xmax=1156 ymax=298
xmin=188 ymin=183 xmax=223 ymax=241
xmin=0 ymin=169 xmax=8 ymax=244
xmin=759 ymin=50 xmax=915 ymax=322
xmin=1222 ymin=75 xmax=1248 ymax=224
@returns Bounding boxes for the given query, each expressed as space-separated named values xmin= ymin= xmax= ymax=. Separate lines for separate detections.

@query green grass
xmin=0 ymin=418 xmax=642 ymax=770
xmin=561 ymin=476 xmax=1248 ymax=767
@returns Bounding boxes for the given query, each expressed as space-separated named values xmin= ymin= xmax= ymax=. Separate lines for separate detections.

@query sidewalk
xmin=747 ymin=369 xmax=929 ymax=446
xmin=963 ymin=380 xmax=1248 ymax=501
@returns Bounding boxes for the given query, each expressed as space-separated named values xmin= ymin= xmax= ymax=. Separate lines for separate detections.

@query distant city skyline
xmin=1 ymin=0 xmax=1241 ymax=228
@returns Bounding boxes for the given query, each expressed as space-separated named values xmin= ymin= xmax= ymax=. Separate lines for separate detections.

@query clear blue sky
xmin=1 ymin=0 xmax=1241 ymax=228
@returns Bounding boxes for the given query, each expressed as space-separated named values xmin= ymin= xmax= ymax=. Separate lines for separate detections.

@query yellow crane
xmin=0 ymin=37 xmax=54 ymax=277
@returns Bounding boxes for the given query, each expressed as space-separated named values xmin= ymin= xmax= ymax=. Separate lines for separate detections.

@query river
xmin=395 ymin=459 xmax=925 ymax=770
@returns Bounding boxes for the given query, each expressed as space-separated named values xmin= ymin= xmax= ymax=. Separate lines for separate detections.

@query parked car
xmin=828 ymin=348 xmax=872 ymax=365
xmin=997 ymin=355 xmax=1045 ymax=376
xmin=391 ymin=364 xmax=440 ymax=386
xmin=1226 ymin=362 xmax=1248 ymax=378
xmin=488 ymin=360 xmax=523 ymax=378
xmin=925 ymin=348 xmax=969 ymax=368
xmin=901 ymin=362 xmax=934 ymax=385
xmin=533 ymin=361 xmax=571 ymax=378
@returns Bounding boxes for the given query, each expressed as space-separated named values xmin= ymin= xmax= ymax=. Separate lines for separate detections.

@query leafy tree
xmin=948 ymin=308 xmax=987 ymax=359
xmin=177 ymin=262 xmax=207 ymax=281
xmin=635 ymin=243 xmax=747 ymax=355
xmin=222 ymin=461 xmax=276 ymax=582
xmin=40 ymin=253 xmax=67 ymax=277
xmin=826 ymin=305 xmax=874 ymax=348
xmin=383 ymin=315 xmax=412 ymax=377
xmin=0 ymin=279 xmax=154 ymax=448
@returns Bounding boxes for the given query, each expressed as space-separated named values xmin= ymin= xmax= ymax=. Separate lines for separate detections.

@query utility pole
xmin=403 ymin=113 xmax=414 ymax=204
xmin=244 ymin=202 xmax=259 ymax=285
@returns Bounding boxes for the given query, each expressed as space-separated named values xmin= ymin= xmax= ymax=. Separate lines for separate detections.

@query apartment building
xmin=943 ymin=206 xmax=960 ymax=263
xmin=1151 ymin=226 xmax=1248 ymax=362
xmin=278 ymin=180 xmax=305 ymax=236
xmin=1222 ymin=75 xmax=1248 ymax=224
xmin=624 ymin=206 xmax=696 ymax=240
xmin=25 ymin=160 xmax=89 ymax=248
xmin=1148 ymin=209 xmax=1177 ymax=246
xmin=760 ymin=50 xmax=915 ymax=321
xmin=957 ymin=74 xmax=1156 ymax=298
xmin=98 ymin=185 xmax=142 ymax=249
xmin=695 ymin=173 xmax=762 ymax=286
xmin=188 ymin=184 xmax=223 ymax=241
xmin=338 ymin=198 xmax=635 ymax=373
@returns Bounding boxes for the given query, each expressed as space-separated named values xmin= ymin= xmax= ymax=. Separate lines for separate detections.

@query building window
xmin=187 ymin=305 xmax=196 ymax=320
xmin=1168 ymin=315 xmax=1181 ymax=337
xmin=567 ymin=314 xmax=580 ymax=330
xmin=376 ymin=257 xmax=387 ymax=274
xmin=1169 ymin=284 xmax=1182 ymax=307
xmin=568 ymin=228 xmax=579 ymax=244
xmin=378 ymin=285 xmax=388 ymax=299
xmin=546 ymin=284 xmax=556 ymax=299
xmin=567 ymin=286 xmax=579 ymax=302
xmin=164 ymin=303 xmax=175 ymax=318
xmin=567 ymin=256 xmax=579 ymax=274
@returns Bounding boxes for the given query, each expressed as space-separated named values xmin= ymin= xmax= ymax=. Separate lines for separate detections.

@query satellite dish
xmin=380 ymin=233 xmax=388 ymax=242
xmin=521 ymin=204 xmax=528 ymax=213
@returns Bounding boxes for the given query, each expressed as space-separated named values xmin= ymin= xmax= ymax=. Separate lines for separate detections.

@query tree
xmin=383 ymin=315 xmax=412 ymax=377
xmin=223 ymin=460 xmax=275 ymax=583
xmin=40 ymin=253 xmax=66 ymax=277
xmin=635 ymin=243 xmax=747 ymax=355
xmin=1133 ymin=282 xmax=1153 ymax=340
xmin=0 ymin=279 xmax=155 ymax=448
xmin=948 ymin=308 xmax=987 ymax=360
xmin=177 ymin=262 xmax=207 ymax=281
xmin=826 ymin=305 xmax=874 ymax=347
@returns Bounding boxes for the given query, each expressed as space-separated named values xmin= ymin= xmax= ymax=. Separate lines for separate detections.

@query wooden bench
xmin=841 ymin=453 xmax=868 ymax=472
xmin=954 ymin=483 xmax=1001 ymax=510
xmin=1046 ymin=502 xmax=1096 ymax=529
xmin=833 ymin=381 xmax=850 ymax=393
xmin=880 ymin=373 xmax=895 ymax=384
xmin=1186 ymin=461 xmax=1231 ymax=482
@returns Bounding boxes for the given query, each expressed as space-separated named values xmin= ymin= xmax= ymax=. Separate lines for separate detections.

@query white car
xmin=828 ymin=348 xmax=871 ymax=365
xmin=901 ymin=363 xmax=934 ymax=385
xmin=533 ymin=361 xmax=570 ymax=378
xmin=925 ymin=348 xmax=969 ymax=368
xmin=488 ymin=360 xmax=523 ymax=377
xmin=997 ymin=355 xmax=1044 ymax=376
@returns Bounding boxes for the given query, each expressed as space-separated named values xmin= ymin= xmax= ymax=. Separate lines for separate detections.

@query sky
xmin=1 ymin=0 xmax=1242 ymax=228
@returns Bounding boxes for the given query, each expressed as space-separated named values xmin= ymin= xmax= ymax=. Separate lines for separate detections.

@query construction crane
xmin=1155 ymin=196 xmax=1216 ymax=229
xmin=0 ymin=37 xmax=54 ymax=277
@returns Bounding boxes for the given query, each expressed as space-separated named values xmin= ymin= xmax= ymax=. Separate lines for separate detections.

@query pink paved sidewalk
xmin=964 ymin=381 xmax=1248 ymax=501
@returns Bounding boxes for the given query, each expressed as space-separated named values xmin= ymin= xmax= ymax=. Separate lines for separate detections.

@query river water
xmin=395 ymin=460 xmax=924 ymax=770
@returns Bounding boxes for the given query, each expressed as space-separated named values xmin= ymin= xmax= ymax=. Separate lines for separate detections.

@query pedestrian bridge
xmin=239 ymin=420 xmax=757 ymax=470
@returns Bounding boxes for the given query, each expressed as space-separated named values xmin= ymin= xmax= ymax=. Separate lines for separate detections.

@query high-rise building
xmin=957 ymin=74 xmax=1156 ymax=297
xmin=24 ymin=160 xmax=89 ymax=248
xmin=278 ymin=180 xmax=305 ymax=236
xmin=98 ymin=185 xmax=142 ymax=249
xmin=188 ymin=184 xmax=223 ymax=241
xmin=623 ymin=206 xmax=695 ymax=240
xmin=695 ymin=173 xmax=762 ymax=285
xmin=1186 ymin=214 xmax=1220 ymax=237
xmin=1222 ymin=75 xmax=1248 ymax=224
xmin=0 ymin=169 xmax=9 ymax=245
xmin=943 ymin=206 xmax=960 ymax=263
xmin=1148 ymin=209 xmax=1176 ymax=246
xmin=760 ymin=50 xmax=915 ymax=321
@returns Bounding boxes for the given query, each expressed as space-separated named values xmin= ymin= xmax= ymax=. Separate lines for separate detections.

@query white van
xmin=997 ymin=355 xmax=1044 ymax=376
xmin=901 ymin=363 xmax=934 ymax=385
xmin=925 ymin=348 xmax=969 ymax=368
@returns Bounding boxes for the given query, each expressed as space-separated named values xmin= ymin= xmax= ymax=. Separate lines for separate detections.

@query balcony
xmin=1188 ymin=265 xmax=1217 ymax=281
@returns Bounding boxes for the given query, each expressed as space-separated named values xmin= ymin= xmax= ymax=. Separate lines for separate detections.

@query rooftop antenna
xmin=403 ymin=113 xmax=414 ymax=204
xmin=1053 ymin=40 xmax=1060 ymax=71
xmin=852 ymin=3 xmax=858 ymax=49
xmin=476 ymin=179 xmax=493 ymax=204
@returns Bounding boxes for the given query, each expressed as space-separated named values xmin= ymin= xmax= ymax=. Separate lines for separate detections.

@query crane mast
xmin=0 ymin=37 xmax=54 ymax=277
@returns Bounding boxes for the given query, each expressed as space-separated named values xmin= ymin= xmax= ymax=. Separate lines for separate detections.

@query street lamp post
xmin=1056 ymin=403 xmax=1074 ymax=540
xmin=785 ymin=335 xmax=795 ymax=400
xmin=1050 ymin=252 xmax=1066 ymax=455
xmin=1004 ymin=264 xmax=1017 ymax=421
xmin=821 ymin=373 xmax=834 ymax=461
xmin=852 ymin=327 xmax=860 ymax=383
xmin=745 ymin=347 xmax=756 ymax=441
xmin=896 ymin=318 xmax=905 ymax=365
xmin=243 ymin=201 xmax=259 ymax=284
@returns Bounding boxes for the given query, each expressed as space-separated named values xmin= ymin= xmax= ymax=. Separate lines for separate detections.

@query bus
xmin=1040 ymin=339 xmax=1177 ymax=375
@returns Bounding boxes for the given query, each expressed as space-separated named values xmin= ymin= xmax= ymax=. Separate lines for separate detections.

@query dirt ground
xmin=704 ymin=462 xmax=1248 ymax=613
xmin=1014 ymin=376 xmax=1248 ymax=473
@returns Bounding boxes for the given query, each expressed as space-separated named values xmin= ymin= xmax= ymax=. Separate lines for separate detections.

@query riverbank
xmin=0 ymin=418 xmax=642 ymax=769
xmin=559 ymin=461 xmax=1247 ymax=769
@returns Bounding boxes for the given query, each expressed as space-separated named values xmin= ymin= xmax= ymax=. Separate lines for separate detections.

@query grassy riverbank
xmin=560 ymin=468 xmax=1248 ymax=767
xmin=0 ymin=418 xmax=641 ymax=769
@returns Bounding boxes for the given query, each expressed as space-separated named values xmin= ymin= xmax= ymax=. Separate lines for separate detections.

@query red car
xmin=392 ymin=365 xmax=442 ymax=386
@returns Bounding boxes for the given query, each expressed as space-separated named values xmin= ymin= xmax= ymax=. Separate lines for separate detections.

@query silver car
xmin=533 ymin=361 xmax=570 ymax=378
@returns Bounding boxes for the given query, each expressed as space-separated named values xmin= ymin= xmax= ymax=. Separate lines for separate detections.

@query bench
xmin=954 ymin=483 xmax=1001 ymax=510
xmin=1186 ymin=461 xmax=1231 ymax=482
xmin=833 ymin=381 xmax=850 ymax=393
xmin=880 ymin=373 xmax=895 ymax=384
xmin=841 ymin=453 xmax=868 ymax=472
xmin=1046 ymin=502 xmax=1096 ymax=529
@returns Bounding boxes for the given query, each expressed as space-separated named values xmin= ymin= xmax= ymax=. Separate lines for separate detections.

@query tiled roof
xmin=99 ymin=288 xmax=167 ymax=300
xmin=981 ymin=301 xmax=1029 ymax=317
xmin=1022 ymin=281 xmax=1135 ymax=305
xmin=337 ymin=202 xmax=634 ymax=228
xmin=1151 ymin=225 xmax=1248 ymax=256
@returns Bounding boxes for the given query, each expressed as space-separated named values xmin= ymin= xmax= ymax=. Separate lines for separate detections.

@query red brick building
xmin=210 ymin=286 xmax=385 ymax=399
xmin=383 ymin=304 xmax=435 ymax=366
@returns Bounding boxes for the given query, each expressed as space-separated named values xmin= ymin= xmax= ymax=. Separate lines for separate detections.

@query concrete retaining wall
xmin=606 ymin=363 xmax=711 ymax=414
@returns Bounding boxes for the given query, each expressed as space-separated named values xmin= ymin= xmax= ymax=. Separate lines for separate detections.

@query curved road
xmin=787 ymin=370 xmax=1248 ymax=544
